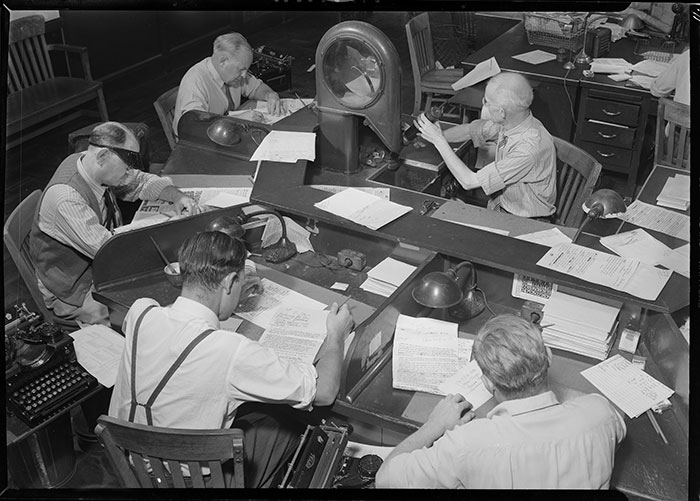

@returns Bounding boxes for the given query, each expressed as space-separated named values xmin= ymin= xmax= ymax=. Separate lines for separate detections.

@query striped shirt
xmin=475 ymin=113 xmax=557 ymax=218
xmin=37 ymin=154 xmax=173 ymax=258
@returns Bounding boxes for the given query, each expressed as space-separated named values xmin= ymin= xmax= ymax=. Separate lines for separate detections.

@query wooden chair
xmin=654 ymin=97 xmax=690 ymax=170
xmin=154 ymin=86 xmax=180 ymax=151
xmin=7 ymin=15 xmax=109 ymax=149
xmin=552 ymin=137 xmax=603 ymax=228
xmin=95 ymin=415 xmax=245 ymax=488
xmin=3 ymin=190 xmax=79 ymax=330
xmin=405 ymin=13 xmax=482 ymax=120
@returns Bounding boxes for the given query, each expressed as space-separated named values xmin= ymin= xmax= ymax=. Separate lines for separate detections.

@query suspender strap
xmin=141 ymin=328 xmax=215 ymax=426
xmin=128 ymin=305 xmax=157 ymax=422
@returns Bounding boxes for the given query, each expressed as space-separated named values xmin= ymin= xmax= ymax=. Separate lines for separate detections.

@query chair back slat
xmin=9 ymin=44 xmax=31 ymax=90
xmin=154 ymin=86 xmax=180 ymax=150
xmin=18 ymin=40 xmax=40 ymax=86
xmin=655 ymin=98 xmax=690 ymax=169
xmin=167 ymin=459 xmax=187 ymax=488
xmin=130 ymin=452 xmax=156 ymax=487
xmin=149 ymin=457 xmax=170 ymax=488
xmin=7 ymin=16 xmax=55 ymax=93
xmin=8 ymin=57 xmax=21 ymax=93
xmin=34 ymin=35 xmax=55 ymax=80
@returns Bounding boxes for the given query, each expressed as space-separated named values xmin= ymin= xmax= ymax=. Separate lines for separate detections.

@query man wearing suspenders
xmin=108 ymin=231 xmax=354 ymax=487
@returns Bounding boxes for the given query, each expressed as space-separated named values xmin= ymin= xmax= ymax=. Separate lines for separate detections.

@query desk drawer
xmin=578 ymin=140 xmax=633 ymax=169
xmin=579 ymin=120 xmax=636 ymax=149
xmin=585 ymin=98 xmax=640 ymax=127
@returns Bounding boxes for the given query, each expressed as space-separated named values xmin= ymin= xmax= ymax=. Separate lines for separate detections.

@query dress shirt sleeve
xmin=226 ymin=337 xmax=318 ymax=410
xmin=650 ymin=58 xmax=680 ymax=98
xmin=39 ymin=184 xmax=112 ymax=258
xmin=241 ymin=73 xmax=263 ymax=99
xmin=476 ymin=132 xmax=544 ymax=195
xmin=113 ymin=170 xmax=174 ymax=202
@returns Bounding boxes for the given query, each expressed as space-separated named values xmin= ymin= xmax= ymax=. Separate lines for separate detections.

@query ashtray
xmin=164 ymin=262 xmax=183 ymax=288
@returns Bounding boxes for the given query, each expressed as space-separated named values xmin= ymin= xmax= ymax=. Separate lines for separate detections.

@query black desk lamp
xmin=412 ymin=261 xmax=485 ymax=320
xmin=573 ymin=189 xmax=627 ymax=243
xmin=206 ymin=206 xmax=297 ymax=263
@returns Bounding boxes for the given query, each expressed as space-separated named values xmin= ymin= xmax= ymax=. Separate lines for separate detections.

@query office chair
xmin=552 ymin=137 xmax=603 ymax=228
xmin=154 ymin=86 xmax=180 ymax=151
xmin=405 ymin=13 xmax=482 ymax=121
xmin=654 ymin=97 xmax=690 ymax=170
xmin=95 ymin=415 xmax=245 ymax=488
xmin=3 ymin=190 xmax=79 ymax=331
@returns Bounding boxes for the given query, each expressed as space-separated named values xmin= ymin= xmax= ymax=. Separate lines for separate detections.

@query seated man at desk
xmin=109 ymin=231 xmax=354 ymax=488
xmin=414 ymin=72 xmax=557 ymax=221
xmin=376 ymin=314 xmax=626 ymax=489
xmin=29 ymin=122 xmax=199 ymax=326
xmin=173 ymin=32 xmax=283 ymax=136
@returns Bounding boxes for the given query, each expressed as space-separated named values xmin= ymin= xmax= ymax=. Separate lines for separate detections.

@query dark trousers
xmin=231 ymin=402 xmax=311 ymax=488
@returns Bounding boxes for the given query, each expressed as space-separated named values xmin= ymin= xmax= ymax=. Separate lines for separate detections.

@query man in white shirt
xmin=376 ymin=314 xmax=626 ymax=489
xmin=172 ymin=32 xmax=283 ymax=135
xmin=109 ymin=231 xmax=354 ymax=488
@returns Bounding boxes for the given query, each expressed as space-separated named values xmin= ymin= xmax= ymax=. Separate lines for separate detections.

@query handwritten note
xmin=69 ymin=325 xmax=125 ymax=388
xmin=617 ymin=200 xmax=689 ymax=241
xmin=314 ymin=188 xmax=412 ymax=230
xmin=537 ymin=243 xmax=672 ymax=301
xmin=259 ymin=306 xmax=329 ymax=365
xmin=581 ymin=354 xmax=674 ymax=418
xmin=235 ymin=278 xmax=326 ymax=329
xmin=438 ymin=360 xmax=493 ymax=410
xmin=250 ymin=131 xmax=316 ymax=163
xmin=392 ymin=314 xmax=458 ymax=395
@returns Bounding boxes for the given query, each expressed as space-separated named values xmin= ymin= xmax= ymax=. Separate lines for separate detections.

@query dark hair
xmin=473 ymin=314 xmax=549 ymax=398
xmin=89 ymin=121 xmax=132 ymax=148
xmin=178 ymin=231 xmax=247 ymax=291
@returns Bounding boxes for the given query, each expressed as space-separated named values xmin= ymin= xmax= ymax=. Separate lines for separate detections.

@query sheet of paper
xmin=511 ymin=49 xmax=556 ymax=65
xmin=658 ymin=243 xmax=690 ymax=278
xmin=544 ymin=290 xmax=620 ymax=333
xmin=457 ymin=337 xmax=474 ymax=366
xmin=608 ymin=73 xmax=631 ymax=82
xmin=590 ymin=59 xmax=632 ymax=74
xmin=448 ymin=219 xmax=510 ymax=236
xmin=205 ymin=192 xmax=250 ymax=208
xmin=310 ymin=184 xmax=391 ymax=200
xmin=516 ymin=228 xmax=571 ymax=247
xmin=133 ymin=187 xmax=253 ymax=221
xmin=314 ymin=188 xmax=412 ymax=230
xmin=617 ymin=200 xmax=689 ymax=241
xmin=260 ymin=216 xmax=314 ymax=254
xmin=452 ymin=57 xmax=500 ymax=91
xmin=258 ymin=306 xmax=329 ymax=365
xmin=438 ymin=360 xmax=493 ymax=410
xmin=600 ymin=229 xmax=672 ymax=266
xmin=250 ymin=130 xmax=316 ymax=163
xmin=367 ymin=257 xmax=417 ymax=286
xmin=69 ymin=325 xmax=125 ymax=388
xmin=113 ymin=213 xmax=172 ymax=234
xmin=344 ymin=441 xmax=394 ymax=460
xmin=657 ymin=174 xmax=690 ymax=210
xmin=631 ymin=59 xmax=669 ymax=77
xmin=253 ymin=98 xmax=314 ymax=124
xmin=392 ymin=314 xmax=459 ymax=395
xmin=537 ymin=243 xmax=672 ymax=301
xmin=235 ymin=278 xmax=326 ymax=329
xmin=581 ymin=354 xmax=674 ymax=418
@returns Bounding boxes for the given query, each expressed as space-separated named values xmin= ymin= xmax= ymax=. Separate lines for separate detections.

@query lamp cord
xmin=475 ymin=287 xmax=497 ymax=317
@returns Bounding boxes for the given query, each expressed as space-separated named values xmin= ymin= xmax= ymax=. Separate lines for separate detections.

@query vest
xmin=29 ymin=154 xmax=106 ymax=307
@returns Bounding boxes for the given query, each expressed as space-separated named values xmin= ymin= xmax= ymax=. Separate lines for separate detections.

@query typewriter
xmin=5 ymin=304 xmax=98 ymax=427
xmin=249 ymin=45 xmax=293 ymax=92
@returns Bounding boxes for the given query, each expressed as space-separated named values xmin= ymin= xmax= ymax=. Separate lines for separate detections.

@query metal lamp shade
xmin=411 ymin=271 xmax=464 ymax=308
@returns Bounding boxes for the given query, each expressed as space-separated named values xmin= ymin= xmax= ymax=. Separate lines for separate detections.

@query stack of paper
xmin=616 ymin=200 xmax=690 ymax=241
xmin=360 ymin=257 xmax=416 ymax=297
xmin=259 ymin=306 xmax=328 ymax=365
xmin=581 ymin=354 xmax=674 ymax=418
xmin=542 ymin=291 xmax=621 ymax=360
xmin=314 ymin=188 xmax=412 ymax=230
xmin=250 ymin=130 xmax=316 ymax=163
xmin=657 ymin=174 xmax=690 ymax=211
xmin=590 ymin=58 xmax=632 ymax=74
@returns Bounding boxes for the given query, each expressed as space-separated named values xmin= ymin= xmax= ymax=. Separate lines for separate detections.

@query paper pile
xmin=250 ymin=130 xmax=316 ymax=163
xmin=314 ymin=188 xmax=412 ymax=230
xmin=360 ymin=257 xmax=416 ymax=297
xmin=657 ymin=174 xmax=690 ymax=211
xmin=542 ymin=290 xmax=621 ymax=360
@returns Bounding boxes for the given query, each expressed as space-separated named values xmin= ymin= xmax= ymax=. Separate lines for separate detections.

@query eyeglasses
xmin=89 ymin=141 xmax=141 ymax=169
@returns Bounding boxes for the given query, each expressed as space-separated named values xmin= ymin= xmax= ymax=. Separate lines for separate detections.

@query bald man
xmin=29 ymin=122 xmax=199 ymax=326
xmin=415 ymin=72 xmax=557 ymax=221
xmin=173 ymin=32 xmax=283 ymax=135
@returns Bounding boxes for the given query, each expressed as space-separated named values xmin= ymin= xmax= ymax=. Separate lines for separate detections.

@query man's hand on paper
xmin=228 ymin=109 xmax=265 ymax=122
xmin=238 ymin=273 xmax=263 ymax=305
xmin=266 ymin=92 xmax=284 ymax=116
xmin=326 ymin=302 xmax=354 ymax=341
xmin=173 ymin=195 xmax=200 ymax=216
xmin=425 ymin=393 xmax=475 ymax=436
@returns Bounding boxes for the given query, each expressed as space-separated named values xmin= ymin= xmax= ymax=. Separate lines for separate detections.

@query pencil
xmin=150 ymin=236 xmax=172 ymax=269
xmin=646 ymin=409 xmax=668 ymax=445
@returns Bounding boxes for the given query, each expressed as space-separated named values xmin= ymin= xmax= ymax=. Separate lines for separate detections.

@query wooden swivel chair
xmin=154 ymin=86 xmax=180 ymax=151
xmin=6 ymin=14 xmax=109 ymax=149
xmin=95 ymin=415 xmax=245 ymax=488
xmin=654 ymin=97 xmax=690 ymax=170
xmin=3 ymin=190 xmax=78 ymax=331
xmin=552 ymin=137 xmax=603 ymax=228
xmin=405 ymin=13 xmax=483 ymax=121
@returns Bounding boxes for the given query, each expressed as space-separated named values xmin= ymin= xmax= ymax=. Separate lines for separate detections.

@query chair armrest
xmin=47 ymin=43 xmax=95 ymax=81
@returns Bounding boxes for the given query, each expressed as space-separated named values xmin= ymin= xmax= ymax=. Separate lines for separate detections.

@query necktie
xmin=103 ymin=188 xmax=122 ymax=231
xmin=223 ymin=84 xmax=236 ymax=113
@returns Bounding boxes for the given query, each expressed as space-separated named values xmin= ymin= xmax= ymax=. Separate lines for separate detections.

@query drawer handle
xmin=596 ymin=150 xmax=616 ymax=158
xmin=602 ymin=108 xmax=622 ymax=117
xmin=597 ymin=131 xmax=617 ymax=139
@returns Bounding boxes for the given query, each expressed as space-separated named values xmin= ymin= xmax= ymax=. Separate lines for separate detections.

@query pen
xmin=150 ymin=236 xmax=173 ymax=271
xmin=294 ymin=92 xmax=308 ymax=109
xmin=646 ymin=409 xmax=668 ymax=445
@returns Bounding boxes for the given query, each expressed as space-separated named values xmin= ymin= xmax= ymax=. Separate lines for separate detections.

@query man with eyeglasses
xmin=414 ymin=72 xmax=557 ymax=221
xmin=173 ymin=32 xmax=284 ymax=136
xmin=29 ymin=121 xmax=199 ymax=326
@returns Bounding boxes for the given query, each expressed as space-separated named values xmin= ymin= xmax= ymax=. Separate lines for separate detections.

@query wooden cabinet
xmin=574 ymin=87 xmax=653 ymax=197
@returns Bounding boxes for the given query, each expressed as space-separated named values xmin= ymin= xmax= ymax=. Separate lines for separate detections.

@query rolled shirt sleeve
xmin=113 ymin=170 xmax=174 ymax=202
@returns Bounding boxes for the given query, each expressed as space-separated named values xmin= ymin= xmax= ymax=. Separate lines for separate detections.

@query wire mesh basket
xmin=634 ymin=39 xmax=677 ymax=63
xmin=523 ymin=12 xmax=586 ymax=52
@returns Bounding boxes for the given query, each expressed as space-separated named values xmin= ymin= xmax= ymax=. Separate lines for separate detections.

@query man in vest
xmin=172 ymin=32 xmax=284 ymax=136
xmin=109 ymin=231 xmax=354 ymax=487
xmin=29 ymin=121 xmax=199 ymax=326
